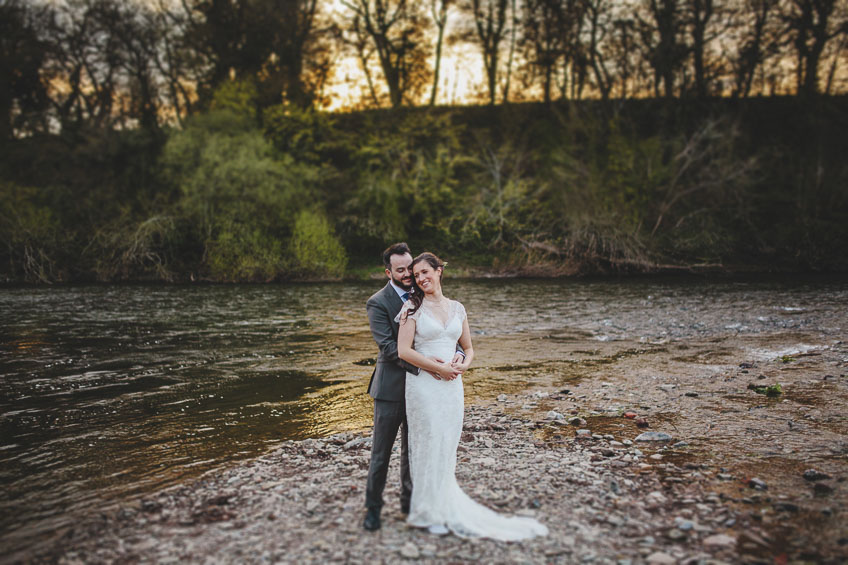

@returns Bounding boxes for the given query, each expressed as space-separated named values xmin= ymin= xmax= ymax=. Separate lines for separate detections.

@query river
xmin=1 ymin=275 xmax=846 ymax=553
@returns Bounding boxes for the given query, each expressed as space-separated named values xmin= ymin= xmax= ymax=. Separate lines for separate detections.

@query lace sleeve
xmin=394 ymin=300 xmax=420 ymax=324
xmin=455 ymin=300 xmax=467 ymax=322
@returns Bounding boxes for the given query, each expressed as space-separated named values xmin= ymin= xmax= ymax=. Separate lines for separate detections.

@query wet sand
xmin=16 ymin=329 xmax=847 ymax=564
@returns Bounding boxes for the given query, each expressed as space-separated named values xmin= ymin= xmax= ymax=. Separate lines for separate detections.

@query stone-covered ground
xmin=22 ymin=334 xmax=848 ymax=564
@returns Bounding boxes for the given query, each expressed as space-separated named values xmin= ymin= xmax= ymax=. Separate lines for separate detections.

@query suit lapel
xmin=383 ymin=282 xmax=404 ymax=328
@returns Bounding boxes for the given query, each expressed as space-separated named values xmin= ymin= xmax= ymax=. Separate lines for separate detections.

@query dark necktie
xmin=401 ymin=292 xmax=409 ymax=302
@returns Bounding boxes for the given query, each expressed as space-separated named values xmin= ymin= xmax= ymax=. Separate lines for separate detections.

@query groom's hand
xmin=451 ymin=353 xmax=467 ymax=373
xmin=430 ymin=357 xmax=445 ymax=380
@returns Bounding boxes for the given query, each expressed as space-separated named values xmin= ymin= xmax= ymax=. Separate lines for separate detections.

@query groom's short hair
xmin=383 ymin=242 xmax=411 ymax=269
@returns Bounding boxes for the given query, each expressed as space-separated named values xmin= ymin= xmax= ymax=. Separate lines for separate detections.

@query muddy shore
xmin=14 ymin=330 xmax=848 ymax=564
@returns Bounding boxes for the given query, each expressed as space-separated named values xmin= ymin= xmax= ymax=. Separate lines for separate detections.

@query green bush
xmin=161 ymin=85 xmax=324 ymax=279
xmin=289 ymin=209 xmax=347 ymax=278
xmin=206 ymin=220 xmax=287 ymax=282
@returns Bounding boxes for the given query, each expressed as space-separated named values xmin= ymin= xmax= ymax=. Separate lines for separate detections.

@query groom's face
xmin=386 ymin=252 xmax=413 ymax=290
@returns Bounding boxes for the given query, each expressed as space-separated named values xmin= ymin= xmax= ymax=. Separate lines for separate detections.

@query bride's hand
xmin=440 ymin=362 xmax=462 ymax=381
xmin=451 ymin=360 xmax=470 ymax=373
xmin=428 ymin=357 xmax=461 ymax=381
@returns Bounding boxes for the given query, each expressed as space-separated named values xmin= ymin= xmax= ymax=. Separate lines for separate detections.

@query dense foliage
xmin=1 ymin=88 xmax=846 ymax=282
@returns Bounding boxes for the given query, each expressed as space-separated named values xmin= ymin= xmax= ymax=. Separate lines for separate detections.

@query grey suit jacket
xmin=366 ymin=282 xmax=420 ymax=401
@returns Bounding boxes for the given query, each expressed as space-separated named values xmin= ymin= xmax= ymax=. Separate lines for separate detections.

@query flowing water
xmin=1 ymin=276 xmax=846 ymax=553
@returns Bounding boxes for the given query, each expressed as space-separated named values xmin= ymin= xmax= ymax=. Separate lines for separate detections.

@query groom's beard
xmin=392 ymin=273 xmax=413 ymax=291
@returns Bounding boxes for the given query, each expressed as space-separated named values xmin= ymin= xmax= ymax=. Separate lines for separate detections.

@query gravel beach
xmin=17 ymin=330 xmax=848 ymax=564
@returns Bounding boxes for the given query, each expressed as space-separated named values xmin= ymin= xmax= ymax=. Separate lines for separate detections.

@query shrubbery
xmin=1 ymin=91 xmax=846 ymax=283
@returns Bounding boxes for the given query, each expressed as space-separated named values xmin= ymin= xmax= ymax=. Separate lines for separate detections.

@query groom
xmin=362 ymin=242 xmax=463 ymax=531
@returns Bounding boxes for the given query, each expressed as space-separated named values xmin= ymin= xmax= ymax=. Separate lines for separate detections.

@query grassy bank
xmin=2 ymin=90 xmax=847 ymax=283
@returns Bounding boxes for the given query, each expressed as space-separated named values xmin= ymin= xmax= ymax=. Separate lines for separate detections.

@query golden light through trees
xmin=5 ymin=0 xmax=848 ymax=129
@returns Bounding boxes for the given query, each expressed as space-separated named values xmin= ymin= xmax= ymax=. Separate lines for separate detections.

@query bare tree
xmin=730 ymin=0 xmax=779 ymax=97
xmin=44 ymin=0 xmax=125 ymax=130
xmin=584 ymin=0 xmax=614 ymax=100
xmin=342 ymin=14 xmax=383 ymax=106
xmin=429 ymin=0 xmax=450 ymax=106
xmin=610 ymin=17 xmax=638 ymax=97
xmin=522 ymin=0 xmax=569 ymax=103
xmin=823 ymin=27 xmax=848 ymax=93
xmin=782 ymin=0 xmax=845 ymax=97
xmin=687 ymin=0 xmax=715 ymax=96
xmin=563 ymin=0 xmax=589 ymax=100
xmin=637 ymin=0 xmax=689 ymax=98
xmin=501 ymin=0 xmax=518 ymax=102
xmin=342 ymin=0 xmax=429 ymax=107
xmin=1 ymin=0 xmax=51 ymax=138
xmin=464 ymin=0 xmax=509 ymax=105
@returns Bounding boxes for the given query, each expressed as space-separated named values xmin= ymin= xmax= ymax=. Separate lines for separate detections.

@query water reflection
xmin=0 ymin=276 xmax=846 ymax=553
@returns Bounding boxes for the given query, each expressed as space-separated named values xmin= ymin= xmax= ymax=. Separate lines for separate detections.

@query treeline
xmin=2 ymin=84 xmax=847 ymax=282
xmin=2 ymin=0 xmax=847 ymax=139
xmin=1 ymin=0 xmax=847 ymax=282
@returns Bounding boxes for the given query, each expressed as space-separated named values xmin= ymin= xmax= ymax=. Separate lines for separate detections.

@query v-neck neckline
xmin=422 ymin=299 xmax=452 ymax=329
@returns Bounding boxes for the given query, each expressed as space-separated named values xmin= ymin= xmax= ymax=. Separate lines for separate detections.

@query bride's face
xmin=413 ymin=262 xmax=442 ymax=295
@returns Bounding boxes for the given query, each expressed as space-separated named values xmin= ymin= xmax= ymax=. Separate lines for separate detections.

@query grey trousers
xmin=365 ymin=398 xmax=412 ymax=510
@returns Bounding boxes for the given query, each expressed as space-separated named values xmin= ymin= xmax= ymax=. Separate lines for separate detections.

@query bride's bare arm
xmin=397 ymin=314 xmax=462 ymax=380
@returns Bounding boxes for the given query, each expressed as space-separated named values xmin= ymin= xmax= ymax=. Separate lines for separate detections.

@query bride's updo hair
xmin=407 ymin=252 xmax=446 ymax=317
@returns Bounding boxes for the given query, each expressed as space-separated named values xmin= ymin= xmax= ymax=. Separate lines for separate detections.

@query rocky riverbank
xmin=17 ymin=332 xmax=848 ymax=564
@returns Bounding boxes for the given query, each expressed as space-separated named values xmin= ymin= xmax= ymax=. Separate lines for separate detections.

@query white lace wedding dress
xmin=397 ymin=299 xmax=548 ymax=541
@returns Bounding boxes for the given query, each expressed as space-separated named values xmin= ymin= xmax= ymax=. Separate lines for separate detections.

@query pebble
xmin=802 ymin=469 xmax=830 ymax=481
xmin=399 ymin=542 xmax=420 ymax=559
xmin=343 ymin=437 xmax=372 ymax=450
xmin=497 ymin=394 xmax=507 ymax=402
xmin=646 ymin=551 xmax=677 ymax=564
xmin=813 ymin=482 xmax=834 ymax=495
xmin=702 ymin=534 xmax=736 ymax=548
xmin=546 ymin=410 xmax=565 ymax=420
xmin=666 ymin=528 xmax=686 ymax=541
xmin=747 ymin=477 xmax=767 ymax=490
xmin=674 ymin=518 xmax=695 ymax=531
xmin=635 ymin=432 xmax=673 ymax=442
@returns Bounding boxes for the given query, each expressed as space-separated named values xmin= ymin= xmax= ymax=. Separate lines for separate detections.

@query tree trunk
xmin=429 ymin=0 xmax=447 ymax=106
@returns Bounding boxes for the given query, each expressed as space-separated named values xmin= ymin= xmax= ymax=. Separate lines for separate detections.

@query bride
xmin=396 ymin=252 xmax=548 ymax=541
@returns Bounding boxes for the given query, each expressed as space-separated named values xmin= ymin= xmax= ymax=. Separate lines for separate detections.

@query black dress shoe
xmin=363 ymin=507 xmax=381 ymax=531
xmin=401 ymin=502 xmax=410 ymax=515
